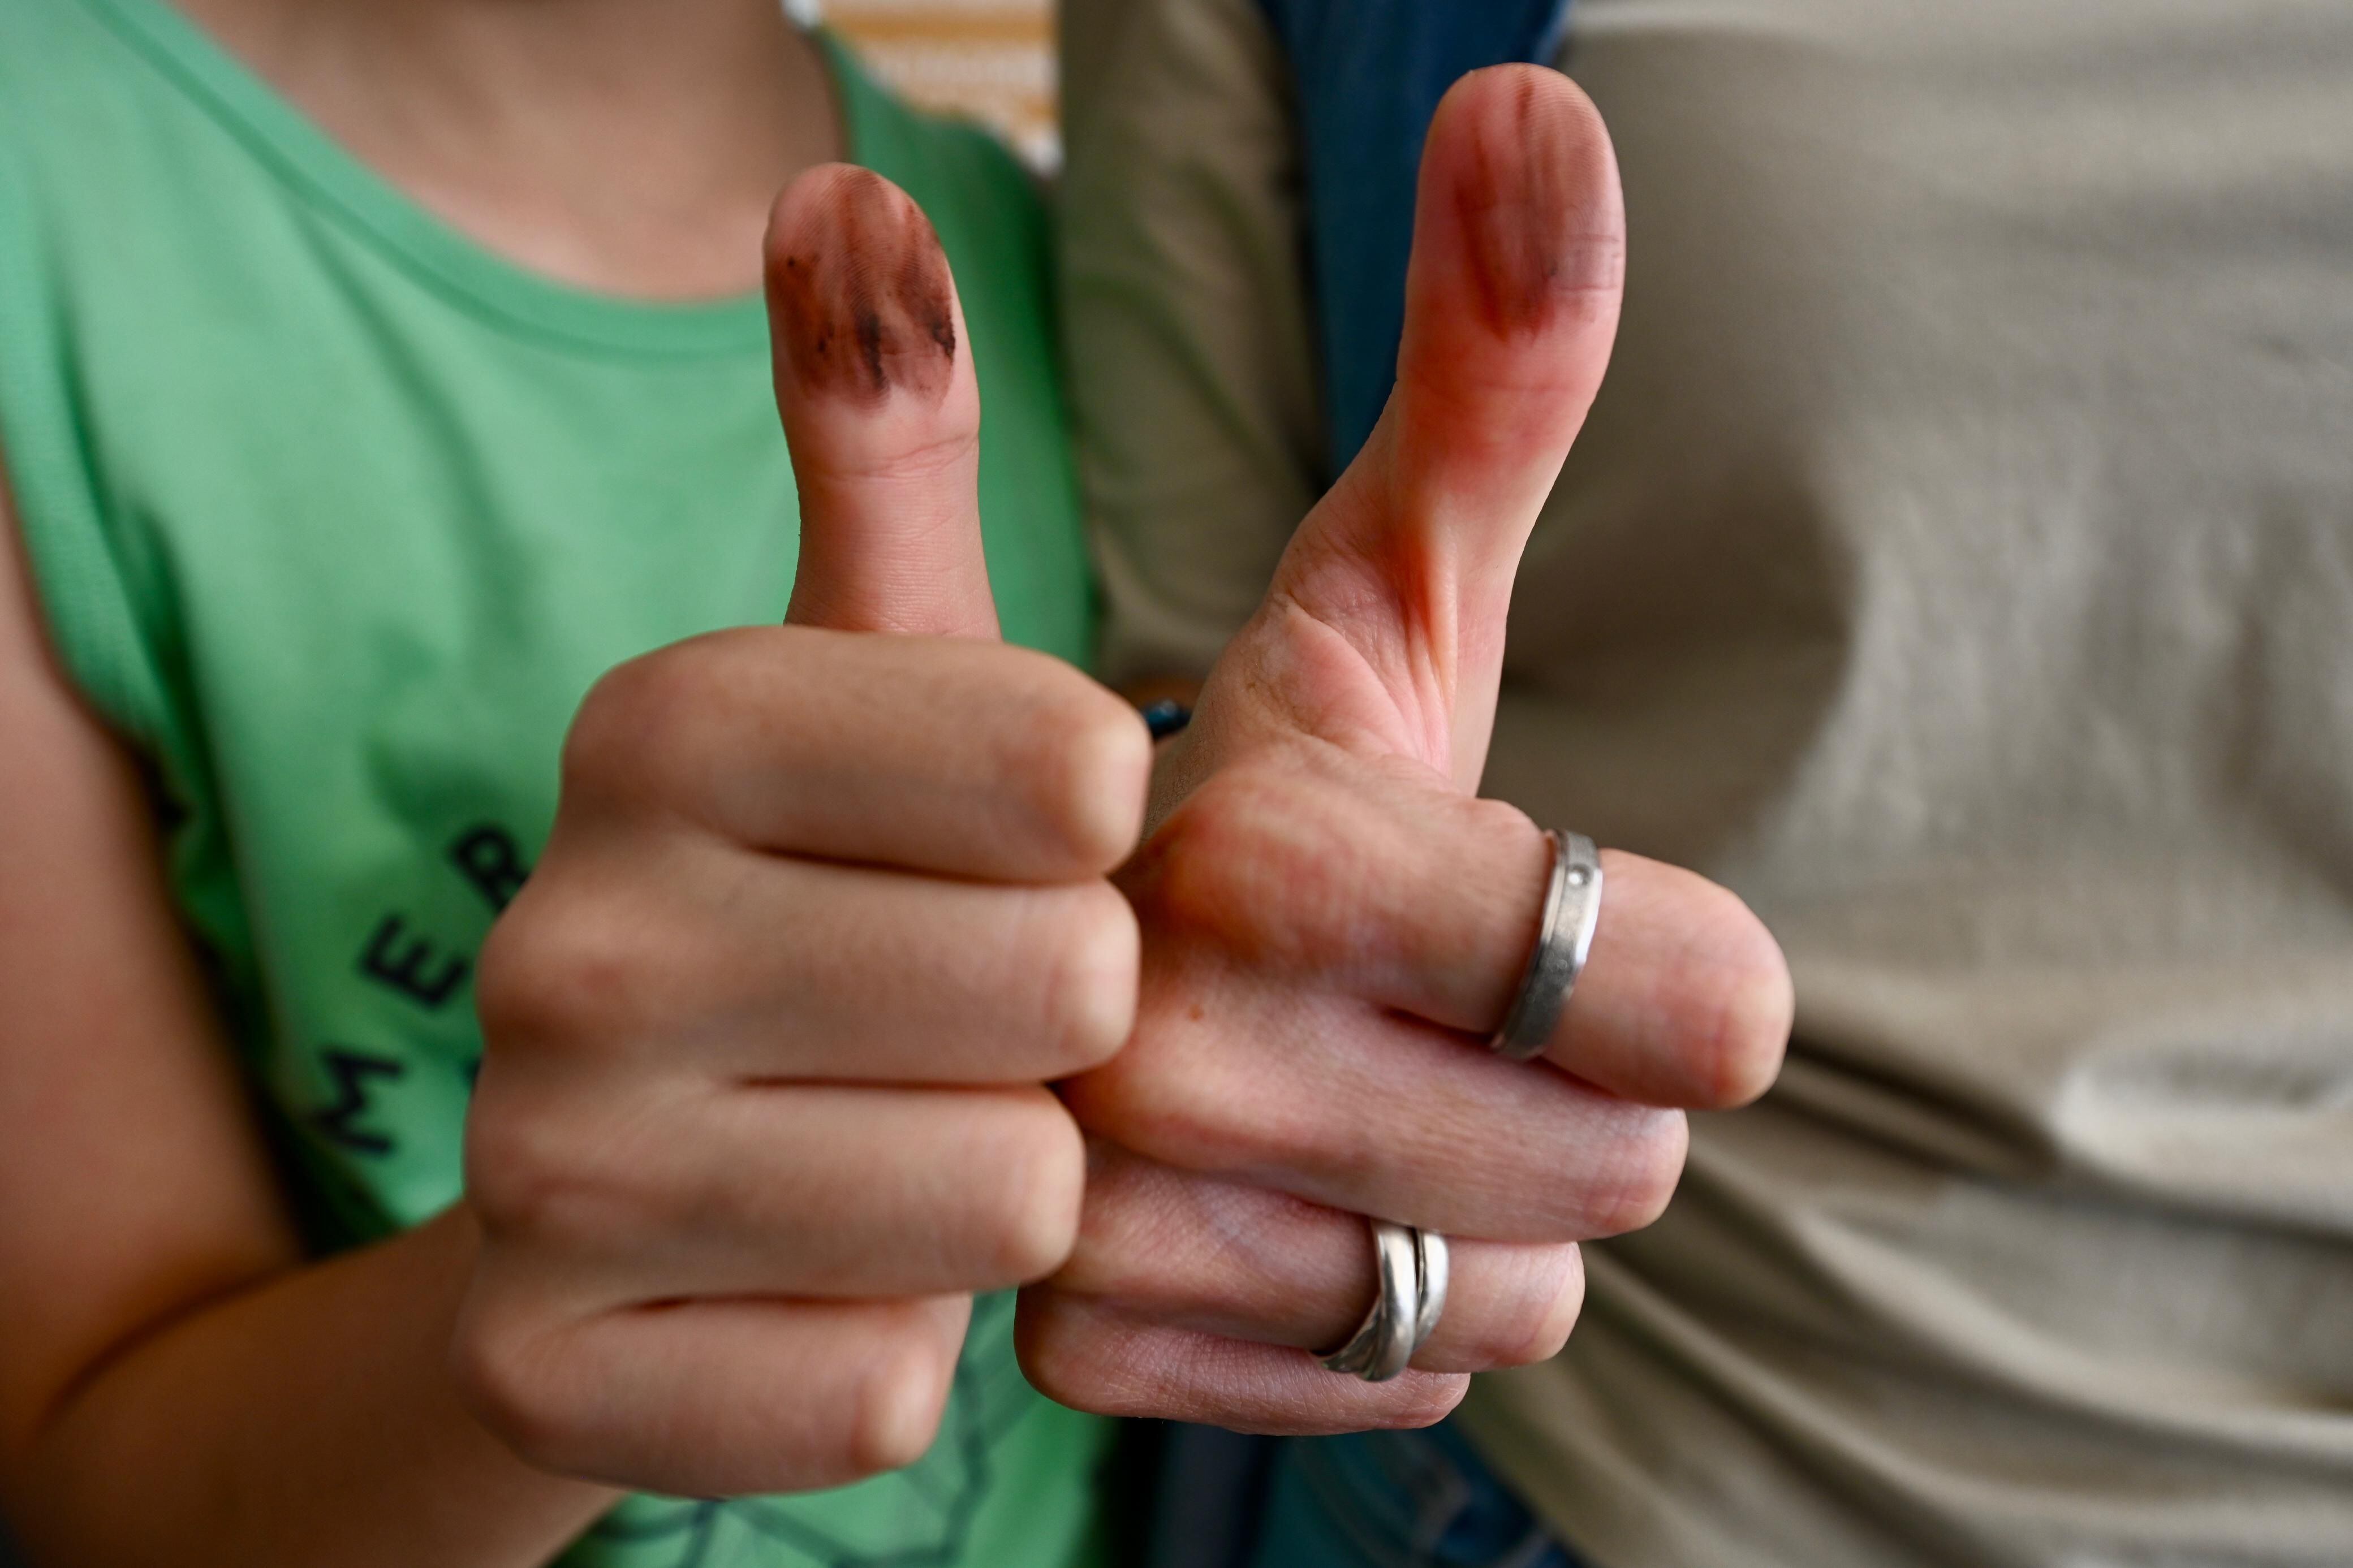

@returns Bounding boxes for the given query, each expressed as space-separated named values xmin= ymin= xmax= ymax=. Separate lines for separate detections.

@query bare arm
xmin=0 ymin=455 xmax=613 ymax=1566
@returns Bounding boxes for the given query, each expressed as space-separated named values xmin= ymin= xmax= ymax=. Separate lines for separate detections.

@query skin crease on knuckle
xmin=1061 ymin=1154 xmax=1337 ymax=1324
xmin=458 ymin=1075 xmax=572 ymax=1247
xmin=1132 ymin=758 xmax=1366 ymax=970
xmin=1136 ymin=746 xmax=1539 ymax=1020
xmin=473 ymin=878 xmax=669 ymax=1066
xmin=499 ymin=1084 xmax=765 ymax=1274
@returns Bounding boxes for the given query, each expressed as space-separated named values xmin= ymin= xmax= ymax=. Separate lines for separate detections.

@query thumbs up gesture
xmin=1017 ymin=68 xmax=1790 ymax=1428
xmin=457 ymin=167 xmax=1152 ymax=1495
xmin=455 ymin=66 xmax=1789 ymax=1497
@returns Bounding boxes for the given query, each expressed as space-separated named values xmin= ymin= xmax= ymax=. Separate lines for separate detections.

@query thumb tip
xmin=1420 ymin=66 xmax=1625 ymax=339
xmin=764 ymin=167 xmax=994 ymax=640
xmin=764 ymin=164 xmax=964 ymax=409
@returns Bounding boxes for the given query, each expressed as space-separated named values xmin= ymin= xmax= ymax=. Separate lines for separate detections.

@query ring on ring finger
xmin=1321 ymin=1220 xmax=1448 ymax=1382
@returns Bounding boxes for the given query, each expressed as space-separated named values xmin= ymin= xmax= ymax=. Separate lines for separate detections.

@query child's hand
xmin=1019 ymin=66 xmax=1792 ymax=1429
xmin=453 ymin=167 xmax=1150 ymax=1498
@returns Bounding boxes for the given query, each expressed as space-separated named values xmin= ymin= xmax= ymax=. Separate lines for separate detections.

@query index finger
xmin=564 ymin=627 xmax=1151 ymax=883
xmin=1132 ymin=753 xmax=1789 ymax=1107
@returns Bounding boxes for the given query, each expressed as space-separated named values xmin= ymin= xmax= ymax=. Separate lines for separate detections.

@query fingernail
xmin=1448 ymin=68 xmax=1624 ymax=336
xmin=766 ymin=166 xmax=958 ymax=404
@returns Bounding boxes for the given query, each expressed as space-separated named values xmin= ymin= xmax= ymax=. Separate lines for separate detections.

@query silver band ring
xmin=1321 ymin=1220 xmax=1449 ymax=1383
xmin=1489 ymin=829 xmax=1603 ymax=1063
xmin=1411 ymin=1226 xmax=1449 ymax=1355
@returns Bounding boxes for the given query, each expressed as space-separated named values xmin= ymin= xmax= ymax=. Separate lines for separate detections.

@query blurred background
xmin=801 ymin=0 xmax=1058 ymax=167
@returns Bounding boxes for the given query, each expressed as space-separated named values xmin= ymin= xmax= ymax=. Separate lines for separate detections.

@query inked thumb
xmin=767 ymin=164 xmax=998 ymax=638
xmin=1255 ymin=67 xmax=1623 ymax=785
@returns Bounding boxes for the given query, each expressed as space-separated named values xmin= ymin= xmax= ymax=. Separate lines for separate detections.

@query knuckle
xmin=473 ymin=914 xmax=566 ymax=1058
xmin=471 ymin=901 xmax=553 ymax=1051
xmin=1011 ymin=675 xmax=1153 ymax=874
xmin=1011 ymin=1290 xmax=1143 ymax=1418
xmin=476 ymin=892 xmax=665 ymax=1058
xmin=562 ymin=647 xmax=700 ymax=800
xmin=462 ymin=1084 xmax=579 ymax=1239
xmin=1008 ymin=1295 xmax=1082 ymax=1410
xmin=1060 ymin=1026 xmax=1261 ymax=1174
xmin=464 ymin=1077 xmax=657 ymax=1254
xmin=1524 ymin=1246 xmax=1589 ymax=1361
xmin=980 ymin=1101 xmax=1087 ymax=1283
xmin=1626 ymin=867 xmax=1795 ymax=1111
xmin=1149 ymin=763 xmax=1338 ymax=956
xmin=847 ymin=1328 xmax=957 ymax=1476
xmin=981 ymin=657 xmax=1150 ymax=875
xmin=1038 ymin=885 xmax=1139 ymax=1072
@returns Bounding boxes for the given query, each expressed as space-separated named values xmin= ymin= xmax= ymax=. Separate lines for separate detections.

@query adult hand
xmin=453 ymin=166 xmax=1152 ymax=1497
xmin=1017 ymin=66 xmax=1794 ymax=1431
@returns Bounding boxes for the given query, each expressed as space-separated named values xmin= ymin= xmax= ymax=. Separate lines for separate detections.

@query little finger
xmin=454 ymin=1288 xmax=970 ymax=1497
xmin=1014 ymin=1289 xmax=1466 ymax=1435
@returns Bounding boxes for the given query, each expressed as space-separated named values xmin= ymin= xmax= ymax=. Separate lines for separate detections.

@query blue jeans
xmin=1246 ymin=1426 xmax=1582 ymax=1568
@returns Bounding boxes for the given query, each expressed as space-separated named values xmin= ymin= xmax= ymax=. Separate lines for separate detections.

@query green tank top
xmin=0 ymin=1 xmax=1111 ymax=1562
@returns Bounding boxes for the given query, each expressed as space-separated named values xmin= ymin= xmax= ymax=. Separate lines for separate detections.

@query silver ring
xmin=1321 ymin=1220 xmax=1449 ymax=1383
xmin=1411 ymin=1227 xmax=1449 ymax=1357
xmin=1488 ymin=829 xmax=1602 ymax=1062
